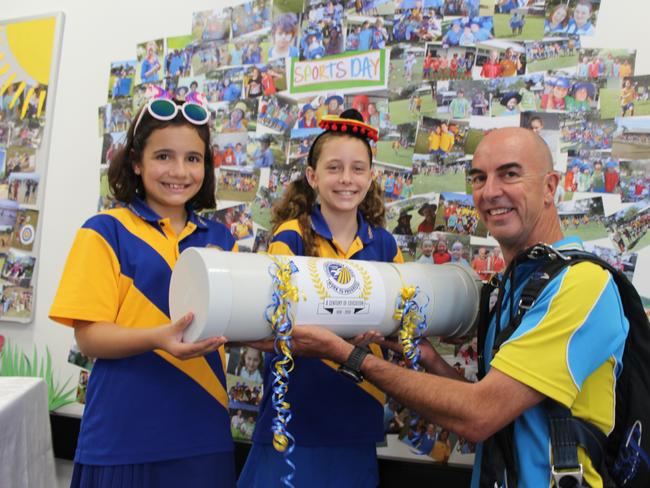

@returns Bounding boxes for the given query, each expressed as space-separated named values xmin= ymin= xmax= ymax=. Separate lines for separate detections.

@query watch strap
xmin=338 ymin=345 xmax=370 ymax=383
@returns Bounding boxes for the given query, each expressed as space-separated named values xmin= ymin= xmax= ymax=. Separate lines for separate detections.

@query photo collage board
xmin=0 ymin=14 xmax=63 ymax=324
xmin=89 ymin=0 xmax=650 ymax=466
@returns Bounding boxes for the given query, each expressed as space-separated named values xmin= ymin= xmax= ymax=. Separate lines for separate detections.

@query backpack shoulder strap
xmin=476 ymin=275 xmax=499 ymax=380
xmin=493 ymin=256 xmax=573 ymax=351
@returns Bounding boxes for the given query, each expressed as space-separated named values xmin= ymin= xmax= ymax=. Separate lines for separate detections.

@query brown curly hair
xmin=271 ymin=132 xmax=385 ymax=257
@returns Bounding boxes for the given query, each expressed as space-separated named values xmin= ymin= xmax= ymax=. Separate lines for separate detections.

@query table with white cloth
xmin=0 ymin=377 xmax=56 ymax=488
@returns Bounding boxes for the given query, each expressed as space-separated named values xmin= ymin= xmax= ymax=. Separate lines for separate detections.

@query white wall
xmin=1 ymin=0 xmax=649 ymax=414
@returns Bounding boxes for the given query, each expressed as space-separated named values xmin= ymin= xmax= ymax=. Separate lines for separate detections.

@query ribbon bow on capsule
xmin=263 ymin=257 xmax=300 ymax=487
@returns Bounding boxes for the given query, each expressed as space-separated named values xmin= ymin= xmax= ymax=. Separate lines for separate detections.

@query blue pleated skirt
xmin=70 ymin=451 xmax=235 ymax=488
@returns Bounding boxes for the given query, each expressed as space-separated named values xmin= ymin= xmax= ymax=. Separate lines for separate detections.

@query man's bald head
xmin=470 ymin=127 xmax=563 ymax=262
xmin=474 ymin=127 xmax=554 ymax=172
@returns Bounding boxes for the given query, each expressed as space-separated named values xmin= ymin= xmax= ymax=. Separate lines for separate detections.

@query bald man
xmin=247 ymin=128 xmax=629 ymax=486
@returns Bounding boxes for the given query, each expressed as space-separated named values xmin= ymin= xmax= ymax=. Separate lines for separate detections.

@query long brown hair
xmin=271 ymin=132 xmax=385 ymax=257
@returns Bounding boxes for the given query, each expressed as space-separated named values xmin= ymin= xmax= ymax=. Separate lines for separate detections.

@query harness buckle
xmin=551 ymin=464 xmax=583 ymax=487
xmin=526 ymin=244 xmax=571 ymax=262
xmin=518 ymin=295 xmax=535 ymax=311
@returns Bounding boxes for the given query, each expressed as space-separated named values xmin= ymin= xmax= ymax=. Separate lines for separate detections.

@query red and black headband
xmin=317 ymin=113 xmax=379 ymax=142
xmin=307 ymin=108 xmax=378 ymax=168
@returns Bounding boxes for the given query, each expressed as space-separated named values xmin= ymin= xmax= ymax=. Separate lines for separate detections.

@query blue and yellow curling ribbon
xmin=264 ymin=256 xmax=299 ymax=487
xmin=393 ymin=283 xmax=429 ymax=443
xmin=393 ymin=285 xmax=429 ymax=371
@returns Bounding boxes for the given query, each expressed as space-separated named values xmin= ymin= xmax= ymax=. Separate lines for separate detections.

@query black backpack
xmin=477 ymin=244 xmax=650 ymax=488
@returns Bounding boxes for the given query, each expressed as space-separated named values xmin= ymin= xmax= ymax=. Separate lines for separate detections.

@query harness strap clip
xmin=551 ymin=464 xmax=583 ymax=488
xmin=526 ymin=243 xmax=571 ymax=262
xmin=518 ymin=295 xmax=535 ymax=311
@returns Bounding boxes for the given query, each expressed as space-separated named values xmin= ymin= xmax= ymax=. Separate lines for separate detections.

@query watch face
xmin=338 ymin=365 xmax=363 ymax=383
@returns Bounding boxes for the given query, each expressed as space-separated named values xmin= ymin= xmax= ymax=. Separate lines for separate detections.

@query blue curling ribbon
xmin=393 ymin=286 xmax=429 ymax=371
xmin=393 ymin=285 xmax=430 ymax=444
xmin=263 ymin=257 xmax=299 ymax=488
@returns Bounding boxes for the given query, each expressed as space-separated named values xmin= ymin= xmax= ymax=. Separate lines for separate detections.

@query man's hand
xmin=241 ymin=325 xmax=360 ymax=363
xmin=375 ymin=336 xmax=443 ymax=373
xmin=291 ymin=325 xmax=353 ymax=362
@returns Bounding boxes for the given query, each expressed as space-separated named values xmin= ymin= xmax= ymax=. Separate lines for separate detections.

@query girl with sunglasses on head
xmin=238 ymin=109 xmax=403 ymax=488
xmin=49 ymin=97 xmax=237 ymax=488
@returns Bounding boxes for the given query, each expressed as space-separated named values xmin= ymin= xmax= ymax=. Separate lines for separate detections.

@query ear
xmin=545 ymin=171 xmax=561 ymax=206
xmin=305 ymin=165 xmax=317 ymax=190
xmin=132 ymin=162 xmax=142 ymax=176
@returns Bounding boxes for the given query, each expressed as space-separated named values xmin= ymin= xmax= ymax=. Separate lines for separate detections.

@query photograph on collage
xmin=618 ymin=159 xmax=650 ymax=203
xmin=612 ymin=116 xmax=650 ymax=160
xmin=493 ymin=4 xmax=544 ymax=41
xmin=544 ymin=0 xmax=602 ymax=37
xmin=474 ymin=40 xmax=526 ymax=79
xmin=469 ymin=244 xmax=505 ymax=281
xmin=601 ymin=75 xmax=650 ymax=119
xmin=216 ymin=168 xmax=261 ymax=202
xmin=560 ymin=113 xmax=615 ymax=151
xmin=583 ymin=242 xmax=638 ymax=281
xmin=557 ymin=196 xmax=607 ymax=241
xmin=605 ymin=200 xmax=650 ymax=253
xmin=525 ymin=36 xmax=580 ymax=74
xmin=226 ymin=345 xmax=265 ymax=441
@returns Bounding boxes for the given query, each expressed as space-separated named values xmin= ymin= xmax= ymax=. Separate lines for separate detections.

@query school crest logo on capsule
xmin=324 ymin=262 xmax=360 ymax=295
xmin=307 ymin=258 xmax=374 ymax=317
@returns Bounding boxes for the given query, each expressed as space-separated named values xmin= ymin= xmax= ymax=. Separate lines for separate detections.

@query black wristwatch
xmin=338 ymin=345 xmax=370 ymax=383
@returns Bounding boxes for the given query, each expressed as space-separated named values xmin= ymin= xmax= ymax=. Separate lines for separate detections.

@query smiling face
xmin=573 ymin=3 xmax=591 ymax=26
xmin=243 ymin=348 xmax=261 ymax=373
xmin=306 ymin=135 xmax=372 ymax=219
xmin=553 ymin=84 xmax=569 ymax=99
xmin=328 ymin=99 xmax=340 ymax=112
xmin=469 ymin=128 xmax=561 ymax=261
xmin=551 ymin=5 xmax=568 ymax=25
xmin=575 ymin=86 xmax=589 ymax=101
xmin=230 ymin=108 xmax=243 ymax=123
xmin=506 ymin=97 xmax=518 ymax=110
xmin=530 ymin=118 xmax=543 ymax=133
xmin=421 ymin=240 xmax=434 ymax=257
xmin=134 ymin=125 xmax=205 ymax=219
xmin=274 ymin=28 xmax=294 ymax=50
xmin=422 ymin=206 xmax=435 ymax=222
xmin=451 ymin=242 xmax=464 ymax=259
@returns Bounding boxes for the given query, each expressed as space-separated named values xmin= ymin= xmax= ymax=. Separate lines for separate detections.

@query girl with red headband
xmin=239 ymin=109 xmax=402 ymax=487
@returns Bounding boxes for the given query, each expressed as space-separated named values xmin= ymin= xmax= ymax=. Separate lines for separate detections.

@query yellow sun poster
xmin=0 ymin=15 xmax=61 ymax=119
xmin=0 ymin=13 xmax=64 ymax=323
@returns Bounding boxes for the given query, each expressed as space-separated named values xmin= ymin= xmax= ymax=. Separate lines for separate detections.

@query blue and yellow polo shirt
xmin=471 ymin=237 xmax=629 ymax=488
xmin=49 ymin=199 xmax=237 ymax=465
xmin=253 ymin=206 xmax=404 ymax=446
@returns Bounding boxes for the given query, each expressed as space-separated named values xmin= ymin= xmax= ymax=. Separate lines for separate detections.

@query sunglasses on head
xmin=133 ymin=98 xmax=210 ymax=136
